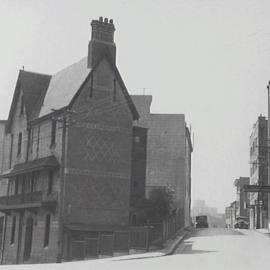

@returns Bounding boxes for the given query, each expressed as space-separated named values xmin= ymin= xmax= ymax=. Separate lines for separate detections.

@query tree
xmin=135 ymin=186 xmax=174 ymax=224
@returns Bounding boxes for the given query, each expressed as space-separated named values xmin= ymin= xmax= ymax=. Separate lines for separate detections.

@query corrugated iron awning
xmin=0 ymin=156 xmax=59 ymax=178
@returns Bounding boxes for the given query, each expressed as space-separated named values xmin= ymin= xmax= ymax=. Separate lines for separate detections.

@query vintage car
xmin=234 ymin=217 xmax=249 ymax=229
xmin=195 ymin=215 xmax=209 ymax=228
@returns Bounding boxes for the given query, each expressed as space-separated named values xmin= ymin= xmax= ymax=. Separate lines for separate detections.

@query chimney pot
xmin=88 ymin=17 xmax=116 ymax=68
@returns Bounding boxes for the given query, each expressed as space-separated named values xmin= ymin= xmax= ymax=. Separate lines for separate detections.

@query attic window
xmin=20 ymin=95 xmax=24 ymax=115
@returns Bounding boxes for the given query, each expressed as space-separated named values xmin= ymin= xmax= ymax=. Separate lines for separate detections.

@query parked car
xmin=234 ymin=220 xmax=249 ymax=229
xmin=196 ymin=215 xmax=209 ymax=228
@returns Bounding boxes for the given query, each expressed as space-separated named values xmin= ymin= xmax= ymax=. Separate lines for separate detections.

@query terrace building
xmin=0 ymin=17 xmax=140 ymax=264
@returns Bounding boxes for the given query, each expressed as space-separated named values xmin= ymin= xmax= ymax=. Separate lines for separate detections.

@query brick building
xmin=0 ymin=17 xmax=141 ymax=264
xmin=234 ymin=177 xmax=249 ymax=219
xmin=225 ymin=201 xmax=237 ymax=228
xmin=249 ymin=115 xmax=268 ymax=228
xmin=131 ymin=95 xmax=193 ymax=229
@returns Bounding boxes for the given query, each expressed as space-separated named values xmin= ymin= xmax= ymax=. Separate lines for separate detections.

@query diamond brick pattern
xmin=82 ymin=135 xmax=120 ymax=162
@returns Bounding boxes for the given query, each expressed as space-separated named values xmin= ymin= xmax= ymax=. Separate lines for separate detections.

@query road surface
xmin=1 ymin=228 xmax=270 ymax=270
xmin=111 ymin=228 xmax=270 ymax=270
xmin=172 ymin=228 xmax=270 ymax=270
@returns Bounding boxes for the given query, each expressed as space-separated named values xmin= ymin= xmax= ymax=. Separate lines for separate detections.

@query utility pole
xmin=54 ymin=108 xmax=75 ymax=263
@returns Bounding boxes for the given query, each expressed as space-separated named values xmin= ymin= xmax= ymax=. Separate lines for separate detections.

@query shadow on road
xmin=111 ymin=254 xmax=164 ymax=262
xmin=180 ymin=242 xmax=217 ymax=255
xmin=191 ymin=228 xmax=245 ymax=237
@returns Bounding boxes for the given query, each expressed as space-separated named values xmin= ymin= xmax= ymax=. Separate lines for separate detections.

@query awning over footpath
xmin=0 ymin=155 xmax=59 ymax=178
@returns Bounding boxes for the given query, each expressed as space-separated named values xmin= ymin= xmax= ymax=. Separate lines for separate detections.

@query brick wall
xmin=2 ymin=209 xmax=58 ymax=264
xmin=64 ymin=58 xmax=133 ymax=226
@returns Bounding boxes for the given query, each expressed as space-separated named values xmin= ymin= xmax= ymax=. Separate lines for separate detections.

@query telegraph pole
xmin=54 ymin=108 xmax=75 ymax=263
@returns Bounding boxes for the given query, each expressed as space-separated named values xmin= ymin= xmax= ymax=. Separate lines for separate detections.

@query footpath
xmin=254 ymin=228 xmax=270 ymax=237
xmin=108 ymin=227 xmax=191 ymax=261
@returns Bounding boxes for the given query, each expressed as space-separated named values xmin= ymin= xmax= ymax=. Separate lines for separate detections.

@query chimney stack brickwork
xmin=88 ymin=17 xmax=116 ymax=68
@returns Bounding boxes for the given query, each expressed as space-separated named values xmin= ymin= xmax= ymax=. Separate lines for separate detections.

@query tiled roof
xmin=6 ymin=70 xmax=51 ymax=132
xmin=7 ymin=54 xmax=139 ymax=130
xmin=39 ymin=57 xmax=91 ymax=117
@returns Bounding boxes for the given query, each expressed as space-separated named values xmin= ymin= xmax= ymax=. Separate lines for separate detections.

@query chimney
xmin=88 ymin=17 xmax=116 ymax=68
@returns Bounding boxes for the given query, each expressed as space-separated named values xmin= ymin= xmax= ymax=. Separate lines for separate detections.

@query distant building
xmin=225 ymin=206 xmax=233 ymax=228
xmin=192 ymin=200 xmax=207 ymax=216
xmin=131 ymin=95 xmax=193 ymax=228
xmin=0 ymin=17 xmax=140 ymax=264
xmin=192 ymin=200 xmax=218 ymax=216
xmin=225 ymin=201 xmax=237 ymax=228
xmin=234 ymin=177 xmax=249 ymax=219
xmin=249 ymin=115 xmax=268 ymax=228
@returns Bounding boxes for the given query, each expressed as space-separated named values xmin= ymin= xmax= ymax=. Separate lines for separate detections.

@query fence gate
xmin=85 ymin=238 xmax=98 ymax=258
xmin=100 ymin=233 xmax=114 ymax=256
xmin=71 ymin=240 xmax=85 ymax=260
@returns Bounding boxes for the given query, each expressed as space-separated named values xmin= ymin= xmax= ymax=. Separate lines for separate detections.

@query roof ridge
xmin=20 ymin=69 xmax=51 ymax=77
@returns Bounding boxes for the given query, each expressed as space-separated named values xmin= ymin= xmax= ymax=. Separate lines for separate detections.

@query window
xmin=9 ymin=134 xmax=13 ymax=169
xmin=36 ymin=125 xmax=40 ymax=156
xmin=48 ymin=171 xmax=53 ymax=195
xmin=134 ymin=136 xmax=140 ymax=143
xmin=10 ymin=216 xmax=16 ymax=245
xmin=44 ymin=215 xmax=51 ymax=247
xmin=17 ymin=132 xmax=22 ymax=156
xmin=23 ymin=217 xmax=33 ymax=261
xmin=30 ymin=173 xmax=36 ymax=193
xmin=113 ymin=78 xmax=116 ymax=102
xmin=89 ymin=75 xmax=94 ymax=98
xmin=20 ymin=95 xmax=24 ymax=115
xmin=26 ymin=128 xmax=31 ymax=161
xmin=51 ymin=120 xmax=57 ymax=146
xmin=14 ymin=177 xmax=19 ymax=195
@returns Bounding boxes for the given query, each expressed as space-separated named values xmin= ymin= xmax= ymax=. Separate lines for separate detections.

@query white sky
xmin=0 ymin=0 xmax=269 ymax=212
